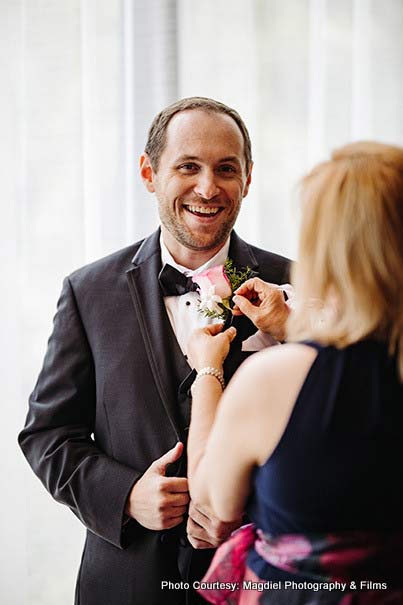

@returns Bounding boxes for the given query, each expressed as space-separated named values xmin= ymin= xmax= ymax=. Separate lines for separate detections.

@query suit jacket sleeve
xmin=18 ymin=277 xmax=141 ymax=549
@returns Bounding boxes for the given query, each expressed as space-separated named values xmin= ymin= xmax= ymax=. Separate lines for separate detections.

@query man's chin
xmin=180 ymin=223 xmax=234 ymax=250
xmin=161 ymin=219 xmax=233 ymax=253
xmin=178 ymin=234 xmax=229 ymax=252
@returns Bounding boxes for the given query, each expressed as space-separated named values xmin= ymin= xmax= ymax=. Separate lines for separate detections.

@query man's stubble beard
xmin=158 ymin=200 xmax=242 ymax=252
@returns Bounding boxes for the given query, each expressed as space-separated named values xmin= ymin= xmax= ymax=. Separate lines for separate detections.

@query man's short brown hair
xmin=144 ymin=96 xmax=252 ymax=172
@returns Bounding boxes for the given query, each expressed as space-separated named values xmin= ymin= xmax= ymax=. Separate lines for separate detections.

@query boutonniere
xmin=191 ymin=259 xmax=255 ymax=320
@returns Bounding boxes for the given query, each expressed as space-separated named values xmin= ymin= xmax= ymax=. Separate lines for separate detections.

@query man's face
xmin=141 ymin=110 xmax=252 ymax=252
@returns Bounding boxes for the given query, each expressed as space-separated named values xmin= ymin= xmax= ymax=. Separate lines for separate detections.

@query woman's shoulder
xmin=238 ymin=339 xmax=377 ymax=394
xmin=238 ymin=341 xmax=319 ymax=381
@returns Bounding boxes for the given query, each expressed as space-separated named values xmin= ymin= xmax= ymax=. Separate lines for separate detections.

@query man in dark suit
xmin=19 ymin=97 xmax=290 ymax=605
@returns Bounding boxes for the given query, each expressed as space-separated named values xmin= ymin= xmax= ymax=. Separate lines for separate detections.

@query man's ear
xmin=140 ymin=153 xmax=156 ymax=193
xmin=242 ymin=161 xmax=253 ymax=198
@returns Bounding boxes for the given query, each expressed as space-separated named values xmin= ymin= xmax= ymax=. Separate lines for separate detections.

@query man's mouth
xmin=183 ymin=205 xmax=223 ymax=217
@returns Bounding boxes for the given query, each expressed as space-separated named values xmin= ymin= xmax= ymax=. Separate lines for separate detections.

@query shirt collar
xmin=160 ymin=234 xmax=230 ymax=277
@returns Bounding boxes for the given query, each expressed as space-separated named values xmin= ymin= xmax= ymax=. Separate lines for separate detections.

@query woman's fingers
xmin=232 ymin=295 xmax=258 ymax=321
xmin=234 ymin=277 xmax=263 ymax=297
xmin=224 ymin=326 xmax=237 ymax=342
xmin=187 ymin=325 xmax=237 ymax=370
xmin=235 ymin=278 xmax=280 ymax=304
xmin=203 ymin=323 xmax=224 ymax=336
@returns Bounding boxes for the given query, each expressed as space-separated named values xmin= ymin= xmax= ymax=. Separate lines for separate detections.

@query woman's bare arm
xmin=188 ymin=343 xmax=318 ymax=522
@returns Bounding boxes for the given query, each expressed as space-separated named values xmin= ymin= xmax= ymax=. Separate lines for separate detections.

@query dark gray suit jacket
xmin=19 ymin=229 xmax=290 ymax=605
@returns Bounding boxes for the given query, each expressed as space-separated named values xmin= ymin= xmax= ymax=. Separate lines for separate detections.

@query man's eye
xmin=179 ymin=163 xmax=198 ymax=172
xmin=218 ymin=165 xmax=236 ymax=174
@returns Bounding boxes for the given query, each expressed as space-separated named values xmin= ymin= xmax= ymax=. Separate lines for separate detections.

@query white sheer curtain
xmin=178 ymin=0 xmax=403 ymax=256
xmin=2 ymin=1 xmax=402 ymax=603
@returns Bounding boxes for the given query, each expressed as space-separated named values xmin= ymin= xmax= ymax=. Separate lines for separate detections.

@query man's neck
xmin=161 ymin=228 xmax=228 ymax=271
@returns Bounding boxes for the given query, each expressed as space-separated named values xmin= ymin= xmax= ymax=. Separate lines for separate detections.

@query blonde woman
xmin=187 ymin=142 xmax=403 ymax=605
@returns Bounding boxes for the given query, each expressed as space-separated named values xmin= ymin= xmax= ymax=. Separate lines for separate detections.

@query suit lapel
xmin=227 ymin=232 xmax=260 ymax=341
xmin=125 ymin=229 xmax=184 ymax=440
xmin=125 ymin=229 xmax=260 ymax=430
xmin=223 ymin=232 xmax=260 ymax=379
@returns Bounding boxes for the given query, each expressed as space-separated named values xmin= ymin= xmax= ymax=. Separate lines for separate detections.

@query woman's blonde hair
xmin=288 ymin=141 xmax=403 ymax=379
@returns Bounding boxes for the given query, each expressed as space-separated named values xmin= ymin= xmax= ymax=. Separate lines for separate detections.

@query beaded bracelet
xmin=193 ymin=366 xmax=225 ymax=391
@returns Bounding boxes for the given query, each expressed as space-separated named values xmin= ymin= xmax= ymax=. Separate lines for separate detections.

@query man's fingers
xmin=162 ymin=504 xmax=188 ymax=516
xmin=163 ymin=515 xmax=185 ymax=530
xmin=158 ymin=504 xmax=189 ymax=528
xmin=160 ymin=476 xmax=189 ymax=493
xmin=152 ymin=442 xmax=184 ymax=475
xmin=187 ymin=535 xmax=215 ymax=549
xmin=171 ymin=493 xmax=190 ymax=507
xmin=159 ymin=491 xmax=190 ymax=507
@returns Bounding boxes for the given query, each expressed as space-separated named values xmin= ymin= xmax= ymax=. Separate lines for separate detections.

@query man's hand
xmin=126 ymin=442 xmax=190 ymax=530
xmin=186 ymin=501 xmax=242 ymax=549
xmin=233 ymin=277 xmax=290 ymax=341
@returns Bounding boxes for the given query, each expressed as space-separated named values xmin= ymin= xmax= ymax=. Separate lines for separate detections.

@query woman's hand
xmin=232 ymin=277 xmax=290 ymax=341
xmin=187 ymin=324 xmax=237 ymax=371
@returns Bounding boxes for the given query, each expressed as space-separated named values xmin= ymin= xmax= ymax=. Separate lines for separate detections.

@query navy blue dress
xmin=246 ymin=339 xmax=403 ymax=582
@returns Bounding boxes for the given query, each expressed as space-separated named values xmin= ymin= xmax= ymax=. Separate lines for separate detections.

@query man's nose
xmin=193 ymin=170 xmax=220 ymax=200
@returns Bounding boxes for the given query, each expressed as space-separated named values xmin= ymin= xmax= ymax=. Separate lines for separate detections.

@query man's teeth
xmin=186 ymin=206 xmax=220 ymax=215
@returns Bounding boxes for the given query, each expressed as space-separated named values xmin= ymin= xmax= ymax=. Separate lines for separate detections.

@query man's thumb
xmin=232 ymin=295 xmax=257 ymax=320
xmin=153 ymin=442 xmax=183 ymax=475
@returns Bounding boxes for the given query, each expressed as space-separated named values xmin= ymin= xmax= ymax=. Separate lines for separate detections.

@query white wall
xmin=2 ymin=0 xmax=403 ymax=603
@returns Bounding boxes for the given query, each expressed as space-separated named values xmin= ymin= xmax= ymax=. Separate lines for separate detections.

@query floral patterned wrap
xmin=197 ymin=524 xmax=403 ymax=605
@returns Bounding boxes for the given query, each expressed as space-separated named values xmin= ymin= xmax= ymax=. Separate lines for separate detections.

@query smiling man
xmin=19 ymin=97 xmax=290 ymax=605
xmin=141 ymin=106 xmax=251 ymax=267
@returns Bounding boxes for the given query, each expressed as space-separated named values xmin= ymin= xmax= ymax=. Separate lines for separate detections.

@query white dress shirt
xmin=160 ymin=236 xmax=230 ymax=356
xmin=159 ymin=236 xmax=285 ymax=357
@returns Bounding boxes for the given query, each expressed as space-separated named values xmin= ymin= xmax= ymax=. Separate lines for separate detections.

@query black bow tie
xmin=158 ymin=264 xmax=199 ymax=297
